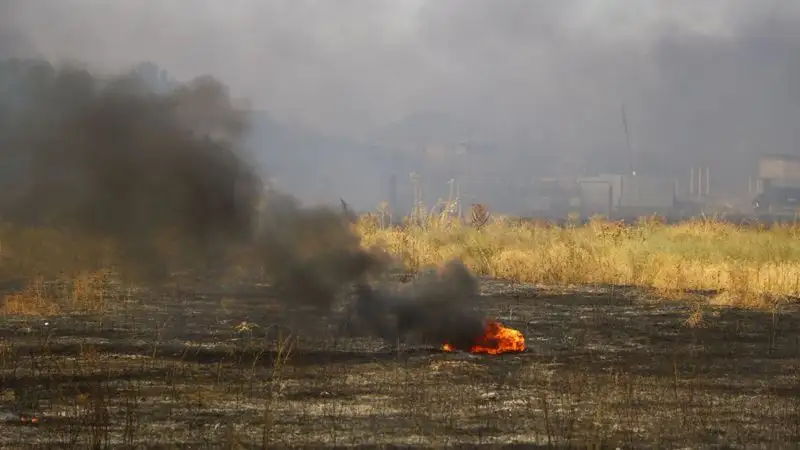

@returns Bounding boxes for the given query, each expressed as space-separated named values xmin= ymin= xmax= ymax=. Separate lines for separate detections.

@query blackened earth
xmin=1 ymin=279 xmax=799 ymax=448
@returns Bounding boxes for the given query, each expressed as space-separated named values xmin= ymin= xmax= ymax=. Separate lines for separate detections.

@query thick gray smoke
xmin=0 ymin=59 xmax=260 ymax=279
xmin=352 ymin=260 xmax=486 ymax=350
xmin=6 ymin=1 xmax=800 ymax=209
xmin=0 ymin=58 xmax=486 ymax=349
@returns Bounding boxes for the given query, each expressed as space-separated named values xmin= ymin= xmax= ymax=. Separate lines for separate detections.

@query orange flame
xmin=442 ymin=321 xmax=525 ymax=355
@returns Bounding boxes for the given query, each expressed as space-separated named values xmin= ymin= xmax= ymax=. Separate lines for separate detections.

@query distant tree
xmin=0 ymin=58 xmax=58 ymax=189
xmin=130 ymin=61 xmax=177 ymax=94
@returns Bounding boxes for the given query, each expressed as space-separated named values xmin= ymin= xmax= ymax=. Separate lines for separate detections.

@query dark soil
xmin=1 ymin=280 xmax=800 ymax=448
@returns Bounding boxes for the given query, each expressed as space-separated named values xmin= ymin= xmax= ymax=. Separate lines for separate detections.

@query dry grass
xmin=1 ymin=272 xmax=115 ymax=316
xmin=0 ymin=221 xmax=126 ymax=316
xmin=358 ymin=214 xmax=800 ymax=308
xmin=2 ymin=279 xmax=61 ymax=316
xmin=2 ymin=212 xmax=799 ymax=317
xmin=0 ymin=219 xmax=202 ymax=317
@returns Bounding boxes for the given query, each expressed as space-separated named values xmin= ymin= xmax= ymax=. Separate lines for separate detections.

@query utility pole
xmin=388 ymin=174 xmax=397 ymax=216
xmin=409 ymin=172 xmax=422 ymax=222
xmin=621 ymin=104 xmax=635 ymax=176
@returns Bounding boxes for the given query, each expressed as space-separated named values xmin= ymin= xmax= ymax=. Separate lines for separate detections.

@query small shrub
xmin=470 ymin=204 xmax=490 ymax=230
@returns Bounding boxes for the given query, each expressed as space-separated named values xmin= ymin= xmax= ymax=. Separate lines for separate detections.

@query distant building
xmin=758 ymin=154 xmax=800 ymax=182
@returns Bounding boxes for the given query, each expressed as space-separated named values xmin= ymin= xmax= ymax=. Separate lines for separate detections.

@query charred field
xmin=2 ymin=280 xmax=800 ymax=449
xmin=3 ymin=58 xmax=800 ymax=449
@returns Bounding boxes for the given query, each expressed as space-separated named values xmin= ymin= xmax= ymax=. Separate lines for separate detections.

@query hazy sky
xmin=3 ymin=0 xmax=800 ymax=183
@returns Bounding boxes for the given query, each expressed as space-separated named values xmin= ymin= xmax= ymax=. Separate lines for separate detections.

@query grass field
xmin=359 ymin=214 xmax=800 ymax=308
xmin=1 ymin=216 xmax=800 ymax=448
xmin=5 ymin=215 xmax=800 ymax=310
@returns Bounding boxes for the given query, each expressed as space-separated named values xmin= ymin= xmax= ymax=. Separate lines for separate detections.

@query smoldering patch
xmin=341 ymin=260 xmax=525 ymax=354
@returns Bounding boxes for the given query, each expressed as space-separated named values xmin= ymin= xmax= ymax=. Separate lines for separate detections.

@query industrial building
xmin=577 ymin=174 xmax=676 ymax=218
xmin=752 ymin=154 xmax=800 ymax=216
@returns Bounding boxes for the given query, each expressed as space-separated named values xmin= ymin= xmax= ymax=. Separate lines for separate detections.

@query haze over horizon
xmin=3 ymin=0 xmax=800 ymax=209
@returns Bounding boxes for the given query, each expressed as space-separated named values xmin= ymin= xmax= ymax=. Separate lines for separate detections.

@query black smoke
xmin=349 ymin=260 xmax=486 ymax=349
xmin=0 ymin=59 xmax=260 ymax=279
xmin=0 ymin=58 xmax=487 ymax=349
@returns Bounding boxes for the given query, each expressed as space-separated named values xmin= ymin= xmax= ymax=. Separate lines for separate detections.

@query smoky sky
xmin=3 ymin=1 xmax=800 ymax=197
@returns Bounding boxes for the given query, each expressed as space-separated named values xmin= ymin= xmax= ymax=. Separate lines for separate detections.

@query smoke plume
xmin=350 ymin=260 xmax=486 ymax=349
xmin=0 ymin=58 xmax=486 ymax=348
xmin=0 ymin=60 xmax=260 ymax=279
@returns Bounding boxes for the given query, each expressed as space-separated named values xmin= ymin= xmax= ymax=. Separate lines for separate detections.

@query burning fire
xmin=442 ymin=321 xmax=526 ymax=355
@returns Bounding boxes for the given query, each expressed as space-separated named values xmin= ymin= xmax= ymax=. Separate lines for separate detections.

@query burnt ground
xmin=1 ymin=279 xmax=800 ymax=449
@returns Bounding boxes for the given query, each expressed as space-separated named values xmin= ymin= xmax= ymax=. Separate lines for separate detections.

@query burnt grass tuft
xmin=2 ymin=281 xmax=800 ymax=448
